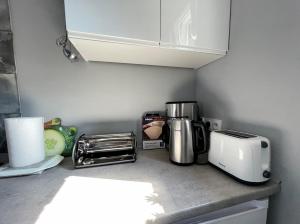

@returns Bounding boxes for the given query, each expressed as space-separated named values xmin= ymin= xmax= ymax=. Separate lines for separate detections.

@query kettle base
xmin=170 ymin=159 xmax=194 ymax=166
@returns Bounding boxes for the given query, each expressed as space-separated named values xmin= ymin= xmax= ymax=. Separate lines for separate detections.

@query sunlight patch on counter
xmin=35 ymin=176 xmax=165 ymax=224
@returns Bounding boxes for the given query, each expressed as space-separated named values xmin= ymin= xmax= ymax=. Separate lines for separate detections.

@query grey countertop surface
xmin=0 ymin=149 xmax=280 ymax=224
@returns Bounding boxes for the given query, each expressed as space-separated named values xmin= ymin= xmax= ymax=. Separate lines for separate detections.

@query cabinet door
xmin=161 ymin=0 xmax=231 ymax=53
xmin=64 ymin=0 xmax=160 ymax=45
xmin=177 ymin=200 xmax=268 ymax=224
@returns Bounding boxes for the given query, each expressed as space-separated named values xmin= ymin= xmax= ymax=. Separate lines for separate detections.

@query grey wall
xmin=196 ymin=0 xmax=300 ymax=223
xmin=9 ymin=0 xmax=195 ymax=140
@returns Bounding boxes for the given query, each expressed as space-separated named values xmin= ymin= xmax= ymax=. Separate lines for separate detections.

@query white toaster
xmin=208 ymin=130 xmax=271 ymax=184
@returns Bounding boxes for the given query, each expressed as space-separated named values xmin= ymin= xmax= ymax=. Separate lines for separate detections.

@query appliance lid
xmin=166 ymin=101 xmax=197 ymax=104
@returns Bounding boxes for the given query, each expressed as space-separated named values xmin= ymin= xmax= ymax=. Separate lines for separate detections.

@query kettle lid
xmin=166 ymin=101 xmax=197 ymax=104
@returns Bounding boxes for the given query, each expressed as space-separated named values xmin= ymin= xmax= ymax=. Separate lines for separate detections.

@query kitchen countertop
xmin=0 ymin=149 xmax=280 ymax=224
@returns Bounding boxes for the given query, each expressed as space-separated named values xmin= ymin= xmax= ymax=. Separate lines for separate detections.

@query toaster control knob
xmin=263 ymin=170 xmax=271 ymax=178
xmin=261 ymin=141 xmax=268 ymax=148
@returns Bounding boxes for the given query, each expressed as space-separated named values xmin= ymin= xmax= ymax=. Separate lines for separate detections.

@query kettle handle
xmin=193 ymin=121 xmax=208 ymax=153
xmin=162 ymin=122 xmax=170 ymax=149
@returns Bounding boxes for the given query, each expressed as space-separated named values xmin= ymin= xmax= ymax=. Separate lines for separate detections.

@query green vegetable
xmin=44 ymin=129 xmax=65 ymax=156
xmin=43 ymin=118 xmax=78 ymax=157
xmin=50 ymin=126 xmax=78 ymax=156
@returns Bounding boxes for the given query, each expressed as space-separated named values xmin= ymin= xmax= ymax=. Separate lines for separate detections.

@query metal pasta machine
xmin=72 ymin=132 xmax=137 ymax=168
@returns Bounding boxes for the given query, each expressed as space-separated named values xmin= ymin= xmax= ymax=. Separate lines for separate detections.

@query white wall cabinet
xmin=64 ymin=0 xmax=231 ymax=69
xmin=64 ymin=0 xmax=160 ymax=45
xmin=161 ymin=0 xmax=231 ymax=54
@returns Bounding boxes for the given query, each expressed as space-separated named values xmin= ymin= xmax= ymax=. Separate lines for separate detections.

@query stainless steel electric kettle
xmin=165 ymin=101 xmax=208 ymax=165
xmin=168 ymin=118 xmax=208 ymax=165
xmin=168 ymin=118 xmax=194 ymax=165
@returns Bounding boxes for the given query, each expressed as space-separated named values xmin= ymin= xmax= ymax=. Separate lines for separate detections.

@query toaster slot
xmin=75 ymin=154 xmax=136 ymax=168
xmin=85 ymin=146 xmax=134 ymax=153
xmin=83 ymin=133 xmax=133 ymax=139
xmin=83 ymin=149 xmax=135 ymax=158
xmin=216 ymin=130 xmax=256 ymax=139
xmin=84 ymin=140 xmax=134 ymax=151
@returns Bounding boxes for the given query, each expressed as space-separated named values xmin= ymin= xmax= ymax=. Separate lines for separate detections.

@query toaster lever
xmin=263 ymin=170 xmax=271 ymax=178
xmin=261 ymin=141 xmax=268 ymax=148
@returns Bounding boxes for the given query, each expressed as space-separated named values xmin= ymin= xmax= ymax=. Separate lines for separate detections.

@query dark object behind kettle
xmin=162 ymin=122 xmax=170 ymax=150
xmin=193 ymin=121 xmax=209 ymax=164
